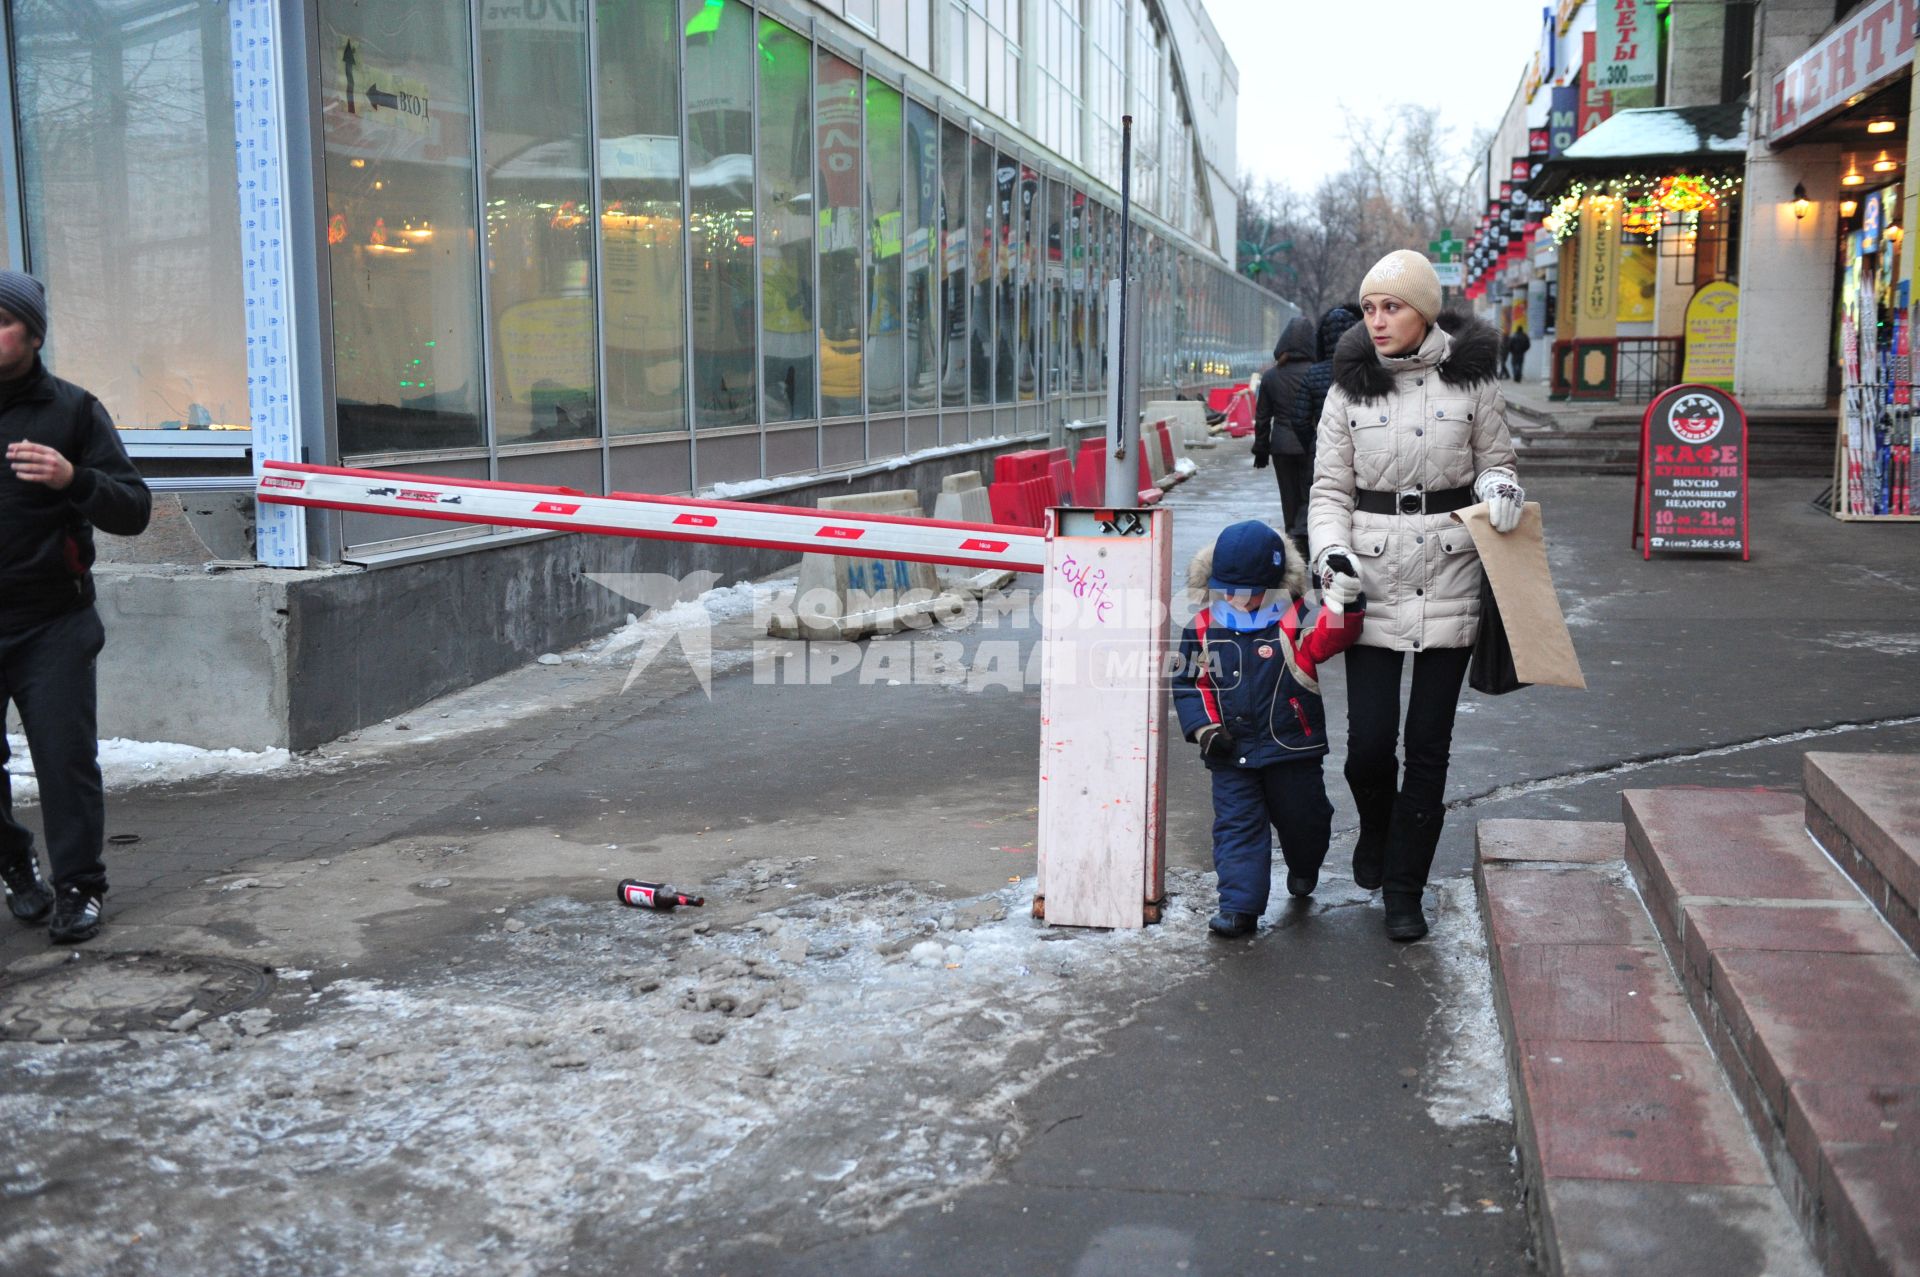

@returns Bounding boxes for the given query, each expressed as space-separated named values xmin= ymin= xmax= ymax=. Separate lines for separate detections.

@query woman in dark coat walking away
xmin=1252 ymin=317 xmax=1316 ymax=547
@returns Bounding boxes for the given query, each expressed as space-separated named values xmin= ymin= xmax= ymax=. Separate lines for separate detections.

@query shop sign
xmin=338 ymin=41 xmax=430 ymax=132
xmin=1548 ymin=86 xmax=1579 ymax=157
xmin=498 ymin=297 xmax=594 ymax=404
xmin=1682 ymin=281 xmax=1739 ymax=390
xmin=1557 ymin=0 xmax=1585 ymax=34
xmin=1577 ymin=196 xmax=1619 ymax=330
xmin=1598 ymin=0 xmax=1658 ymax=90
xmin=1863 ymin=190 xmax=1885 ymax=252
xmin=1579 ymin=32 xmax=1615 ymax=133
xmin=481 ymin=0 xmax=586 ymax=32
xmin=1618 ymin=246 xmax=1656 ymax=322
xmin=1635 ymin=384 xmax=1750 ymax=559
xmin=1768 ymin=0 xmax=1915 ymax=144
xmin=1434 ymin=261 xmax=1464 ymax=288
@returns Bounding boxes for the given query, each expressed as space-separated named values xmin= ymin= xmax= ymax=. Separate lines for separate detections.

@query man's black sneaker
xmin=48 ymin=888 xmax=104 ymax=945
xmin=1208 ymin=910 xmax=1257 ymax=938
xmin=2 ymin=855 xmax=53 ymax=923
xmin=1286 ymin=869 xmax=1319 ymax=898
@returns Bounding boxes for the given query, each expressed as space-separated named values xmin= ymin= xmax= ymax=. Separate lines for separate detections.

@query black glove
xmin=1196 ymin=724 xmax=1237 ymax=761
xmin=1251 ymin=443 xmax=1270 ymax=469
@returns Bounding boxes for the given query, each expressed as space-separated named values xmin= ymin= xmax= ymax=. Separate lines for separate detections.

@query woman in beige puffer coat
xmin=1307 ymin=249 xmax=1526 ymax=942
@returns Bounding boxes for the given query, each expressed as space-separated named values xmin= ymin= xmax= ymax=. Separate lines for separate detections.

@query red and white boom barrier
xmin=255 ymin=461 xmax=1047 ymax=574
xmin=256 ymin=460 xmax=1170 ymax=929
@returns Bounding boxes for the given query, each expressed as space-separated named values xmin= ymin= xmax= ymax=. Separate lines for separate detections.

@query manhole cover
xmin=0 ymin=951 xmax=276 ymax=1043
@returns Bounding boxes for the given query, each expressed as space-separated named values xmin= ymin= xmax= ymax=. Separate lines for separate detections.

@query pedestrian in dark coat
xmin=1293 ymin=305 xmax=1362 ymax=467
xmin=1172 ymin=520 xmax=1365 ymax=937
xmin=0 ymin=271 xmax=152 ymax=945
xmin=1506 ymin=323 xmax=1531 ymax=382
xmin=1252 ymin=317 xmax=1316 ymax=547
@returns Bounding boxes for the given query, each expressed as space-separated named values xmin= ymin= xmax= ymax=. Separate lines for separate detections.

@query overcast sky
xmin=1203 ymin=0 xmax=1551 ymax=192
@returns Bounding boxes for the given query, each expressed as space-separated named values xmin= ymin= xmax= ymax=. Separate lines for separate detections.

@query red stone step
xmin=1804 ymin=753 xmax=1920 ymax=955
xmin=1623 ymin=788 xmax=1920 ymax=1277
xmin=1475 ymin=819 xmax=1817 ymax=1276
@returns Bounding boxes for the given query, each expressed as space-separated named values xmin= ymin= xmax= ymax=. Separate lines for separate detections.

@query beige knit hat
xmin=1358 ymin=249 xmax=1442 ymax=323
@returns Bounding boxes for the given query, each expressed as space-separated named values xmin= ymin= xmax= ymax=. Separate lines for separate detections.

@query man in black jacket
xmin=1507 ymin=323 xmax=1531 ymax=382
xmin=0 ymin=270 xmax=152 ymax=944
xmin=1252 ymin=317 xmax=1316 ymax=549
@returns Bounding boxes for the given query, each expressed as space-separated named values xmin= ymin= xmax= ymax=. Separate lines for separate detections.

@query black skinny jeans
xmin=1343 ymin=644 xmax=1472 ymax=812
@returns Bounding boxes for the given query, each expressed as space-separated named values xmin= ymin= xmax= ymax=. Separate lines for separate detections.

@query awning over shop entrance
xmin=1531 ymin=103 xmax=1748 ymax=199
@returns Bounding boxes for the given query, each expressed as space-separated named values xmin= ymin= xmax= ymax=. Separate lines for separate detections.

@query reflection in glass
xmin=939 ymin=119 xmax=968 ymax=409
xmin=993 ymin=151 xmax=1016 ymax=404
xmin=1016 ymin=162 xmax=1040 ymax=403
xmin=758 ymin=18 xmax=814 ymax=423
xmin=600 ymin=0 xmax=686 ymax=434
xmin=1045 ymin=177 xmax=1066 ymax=398
xmin=685 ymin=0 xmax=756 ymax=428
xmin=865 ymin=77 xmax=904 ymax=415
xmin=481 ymin=0 xmax=597 ymax=444
xmin=969 ymin=138 xmax=995 ymax=406
xmin=1068 ymin=189 xmax=1088 ymax=394
xmin=904 ymin=99 xmax=940 ymax=411
xmin=319 ymin=0 xmax=485 ymax=454
xmin=817 ymin=54 xmax=863 ymax=417
xmin=14 ymin=0 xmax=247 ymax=436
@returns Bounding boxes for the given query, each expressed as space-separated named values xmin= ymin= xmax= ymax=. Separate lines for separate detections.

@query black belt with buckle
xmin=1355 ymin=485 xmax=1475 ymax=516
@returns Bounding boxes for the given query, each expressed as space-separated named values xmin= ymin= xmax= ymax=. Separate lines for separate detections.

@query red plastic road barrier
xmin=255 ymin=461 xmax=1048 ymax=573
xmin=1206 ymin=387 xmax=1234 ymax=412
xmin=1153 ymin=421 xmax=1178 ymax=478
xmin=1225 ymin=388 xmax=1255 ymax=437
xmin=1073 ymin=440 xmax=1105 ymax=504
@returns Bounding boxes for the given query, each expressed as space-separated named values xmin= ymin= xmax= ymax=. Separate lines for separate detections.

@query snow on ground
xmin=1420 ymin=876 xmax=1513 ymax=1129
xmin=3 ymin=736 xmax=294 ymax=806
xmin=0 ymin=868 xmax=1220 ymax=1277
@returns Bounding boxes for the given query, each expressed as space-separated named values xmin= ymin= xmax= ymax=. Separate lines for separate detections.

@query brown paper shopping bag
xmin=1451 ymin=502 xmax=1587 ymax=690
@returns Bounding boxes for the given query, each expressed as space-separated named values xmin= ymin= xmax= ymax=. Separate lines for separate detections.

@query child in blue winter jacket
xmin=1173 ymin=520 xmax=1365 ymax=937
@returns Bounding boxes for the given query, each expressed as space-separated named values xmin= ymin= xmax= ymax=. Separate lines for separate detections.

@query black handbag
xmin=1469 ymin=572 xmax=1529 ymax=695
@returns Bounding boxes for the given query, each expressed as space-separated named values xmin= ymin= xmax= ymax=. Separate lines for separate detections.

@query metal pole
xmin=1104 ymin=115 xmax=1138 ymax=507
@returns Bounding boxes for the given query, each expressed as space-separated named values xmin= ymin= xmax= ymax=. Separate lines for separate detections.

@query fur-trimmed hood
xmin=1331 ymin=309 xmax=1501 ymax=404
xmin=1185 ymin=525 xmax=1308 ymax=606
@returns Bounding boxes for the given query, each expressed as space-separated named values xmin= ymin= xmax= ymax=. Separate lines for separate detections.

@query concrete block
xmin=95 ymin=567 xmax=296 ymax=751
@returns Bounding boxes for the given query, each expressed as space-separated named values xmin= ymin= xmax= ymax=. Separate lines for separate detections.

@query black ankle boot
xmin=1380 ymin=798 xmax=1445 ymax=941
xmin=1345 ymin=770 xmax=1397 ymax=891
xmin=1383 ymin=892 xmax=1428 ymax=941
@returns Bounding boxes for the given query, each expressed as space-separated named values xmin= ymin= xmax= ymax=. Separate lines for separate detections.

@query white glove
xmin=1476 ymin=472 xmax=1525 ymax=534
xmin=1312 ymin=545 xmax=1360 ymax=596
xmin=1322 ymin=569 xmax=1361 ymax=609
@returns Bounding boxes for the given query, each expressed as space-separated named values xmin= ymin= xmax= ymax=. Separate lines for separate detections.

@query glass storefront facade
xmin=1 ymin=0 xmax=1285 ymax=554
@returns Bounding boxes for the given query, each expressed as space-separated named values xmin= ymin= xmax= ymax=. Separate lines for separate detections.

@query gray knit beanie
xmin=0 ymin=270 xmax=47 ymax=341
xmin=1357 ymin=250 xmax=1442 ymax=324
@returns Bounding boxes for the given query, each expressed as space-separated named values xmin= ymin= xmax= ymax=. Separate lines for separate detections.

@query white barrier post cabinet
xmin=1031 ymin=506 xmax=1172 ymax=929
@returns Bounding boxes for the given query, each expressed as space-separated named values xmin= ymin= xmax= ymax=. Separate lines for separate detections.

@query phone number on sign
xmin=1651 ymin=537 xmax=1744 ymax=550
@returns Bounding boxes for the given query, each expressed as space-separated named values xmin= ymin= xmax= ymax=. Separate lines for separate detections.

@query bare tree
xmin=1235 ymin=105 xmax=1485 ymax=323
